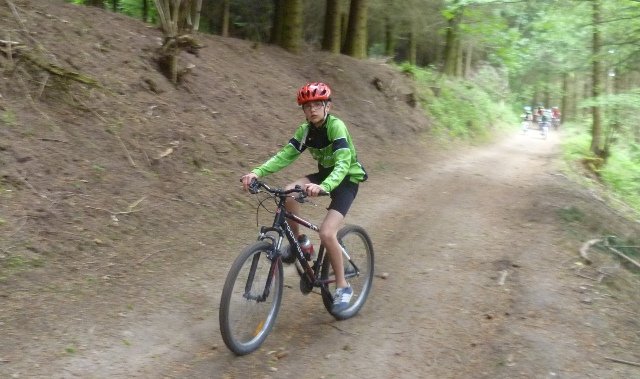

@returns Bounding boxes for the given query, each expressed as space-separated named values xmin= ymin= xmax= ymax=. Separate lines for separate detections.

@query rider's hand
xmin=241 ymin=173 xmax=258 ymax=191
xmin=304 ymin=183 xmax=325 ymax=197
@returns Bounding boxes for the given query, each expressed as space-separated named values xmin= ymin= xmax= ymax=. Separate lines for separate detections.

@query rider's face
xmin=302 ymin=101 xmax=330 ymax=126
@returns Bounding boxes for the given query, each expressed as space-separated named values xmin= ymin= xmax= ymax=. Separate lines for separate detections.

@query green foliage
xmin=3 ymin=255 xmax=45 ymax=270
xmin=398 ymin=63 xmax=515 ymax=140
xmin=1 ymin=110 xmax=17 ymax=126
xmin=561 ymin=121 xmax=640 ymax=214
xmin=561 ymin=122 xmax=592 ymax=162
xmin=600 ymin=148 xmax=640 ymax=211
xmin=67 ymin=0 xmax=157 ymax=22
xmin=557 ymin=206 xmax=585 ymax=223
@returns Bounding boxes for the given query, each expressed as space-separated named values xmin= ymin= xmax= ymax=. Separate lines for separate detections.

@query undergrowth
xmin=561 ymin=122 xmax=640 ymax=215
xmin=396 ymin=63 xmax=640 ymax=219
xmin=397 ymin=63 xmax=516 ymax=141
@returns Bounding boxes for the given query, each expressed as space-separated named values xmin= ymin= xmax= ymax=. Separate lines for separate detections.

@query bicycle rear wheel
xmin=219 ymin=241 xmax=283 ymax=355
xmin=321 ymin=224 xmax=374 ymax=320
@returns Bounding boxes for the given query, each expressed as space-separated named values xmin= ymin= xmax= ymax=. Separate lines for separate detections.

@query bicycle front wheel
xmin=219 ymin=241 xmax=283 ymax=355
xmin=321 ymin=224 xmax=374 ymax=320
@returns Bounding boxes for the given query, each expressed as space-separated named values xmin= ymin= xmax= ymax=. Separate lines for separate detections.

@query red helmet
xmin=296 ymin=82 xmax=331 ymax=105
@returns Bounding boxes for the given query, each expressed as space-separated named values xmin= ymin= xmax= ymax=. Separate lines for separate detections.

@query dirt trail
xmin=6 ymin=129 xmax=636 ymax=379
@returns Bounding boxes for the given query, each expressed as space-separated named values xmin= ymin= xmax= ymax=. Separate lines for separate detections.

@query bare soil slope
xmin=1 ymin=1 xmax=640 ymax=378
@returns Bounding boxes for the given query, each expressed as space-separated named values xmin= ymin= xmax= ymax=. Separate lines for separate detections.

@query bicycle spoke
xmin=320 ymin=225 xmax=374 ymax=320
xmin=220 ymin=242 xmax=283 ymax=355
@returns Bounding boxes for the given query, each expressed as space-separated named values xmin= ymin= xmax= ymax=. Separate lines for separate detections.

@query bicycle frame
xmin=259 ymin=193 xmax=322 ymax=283
xmin=240 ymin=180 xmax=362 ymax=308
xmin=254 ymin=188 xmax=360 ymax=292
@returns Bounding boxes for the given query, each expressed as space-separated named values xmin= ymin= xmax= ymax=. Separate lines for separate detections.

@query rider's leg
xmin=319 ymin=209 xmax=348 ymax=288
xmin=284 ymin=177 xmax=312 ymax=238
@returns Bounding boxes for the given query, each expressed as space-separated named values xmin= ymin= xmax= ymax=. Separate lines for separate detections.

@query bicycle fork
xmin=242 ymin=252 xmax=279 ymax=303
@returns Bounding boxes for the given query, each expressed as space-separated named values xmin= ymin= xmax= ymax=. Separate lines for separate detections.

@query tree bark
xmin=219 ymin=0 xmax=230 ymax=37
xmin=142 ymin=0 xmax=148 ymax=22
xmin=561 ymin=72 xmax=569 ymax=124
xmin=408 ymin=30 xmax=417 ymax=65
xmin=85 ymin=0 xmax=104 ymax=7
xmin=153 ymin=0 xmax=202 ymax=84
xmin=590 ymin=0 xmax=604 ymax=158
xmin=270 ymin=0 xmax=283 ymax=44
xmin=455 ymin=38 xmax=463 ymax=77
xmin=280 ymin=0 xmax=302 ymax=53
xmin=384 ymin=16 xmax=395 ymax=58
xmin=322 ymin=0 xmax=341 ymax=53
xmin=192 ymin=0 xmax=202 ymax=32
xmin=464 ymin=43 xmax=472 ymax=79
xmin=340 ymin=10 xmax=348 ymax=51
xmin=342 ymin=0 xmax=368 ymax=59
xmin=442 ymin=7 xmax=462 ymax=76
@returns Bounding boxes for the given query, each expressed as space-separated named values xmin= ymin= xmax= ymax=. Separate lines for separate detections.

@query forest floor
xmin=1 ymin=1 xmax=640 ymax=378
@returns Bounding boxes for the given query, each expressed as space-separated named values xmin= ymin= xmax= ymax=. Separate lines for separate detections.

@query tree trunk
xmin=340 ymin=10 xmax=348 ymax=51
xmin=544 ymin=90 xmax=550 ymax=109
xmin=182 ymin=0 xmax=202 ymax=32
xmin=384 ymin=16 xmax=395 ymax=58
xmin=192 ymin=0 xmax=202 ymax=32
xmin=464 ymin=43 xmax=473 ymax=78
xmin=590 ymin=0 xmax=604 ymax=158
xmin=561 ymin=72 xmax=569 ymax=124
xmin=280 ymin=0 xmax=302 ymax=53
xmin=322 ymin=0 xmax=341 ymax=54
xmin=442 ymin=8 xmax=462 ymax=76
xmin=408 ymin=29 xmax=416 ymax=65
xmin=342 ymin=0 xmax=368 ymax=59
xmin=455 ymin=38 xmax=463 ymax=78
xmin=219 ymin=0 xmax=230 ymax=37
xmin=270 ymin=0 xmax=283 ymax=44
xmin=142 ymin=0 xmax=148 ymax=22
xmin=112 ymin=0 xmax=118 ymax=12
xmin=153 ymin=0 xmax=202 ymax=84
xmin=85 ymin=0 xmax=104 ymax=7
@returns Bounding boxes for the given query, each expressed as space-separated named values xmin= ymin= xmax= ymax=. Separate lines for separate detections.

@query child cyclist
xmin=240 ymin=82 xmax=368 ymax=313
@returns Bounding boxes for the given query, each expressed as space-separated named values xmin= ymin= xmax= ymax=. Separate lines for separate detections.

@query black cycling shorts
xmin=306 ymin=173 xmax=359 ymax=217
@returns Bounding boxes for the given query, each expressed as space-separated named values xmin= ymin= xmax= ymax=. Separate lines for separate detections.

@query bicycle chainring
xmin=281 ymin=244 xmax=296 ymax=264
xmin=299 ymin=276 xmax=313 ymax=295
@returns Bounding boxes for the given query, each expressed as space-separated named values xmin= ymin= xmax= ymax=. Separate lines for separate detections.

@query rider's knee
xmin=318 ymin=226 xmax=337 ymax=244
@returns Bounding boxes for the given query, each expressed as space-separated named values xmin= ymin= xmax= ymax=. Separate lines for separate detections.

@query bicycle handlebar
xmin=247 ymin=179 xmax=329 ymax=198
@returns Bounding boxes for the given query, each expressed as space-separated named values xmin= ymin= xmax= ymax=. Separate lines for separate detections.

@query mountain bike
xmin=219 ymin=180 xmax=374 ymax=355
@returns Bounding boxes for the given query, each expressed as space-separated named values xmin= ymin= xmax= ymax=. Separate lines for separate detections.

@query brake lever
xmin=293 ymin=185 xmax=306 ymax=203
xmin=248 ymin=179 xmax=261 ymax=194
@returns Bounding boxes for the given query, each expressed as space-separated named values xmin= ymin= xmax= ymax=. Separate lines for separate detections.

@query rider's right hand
xmin=241 ymin=173 xmax=258 ymax=191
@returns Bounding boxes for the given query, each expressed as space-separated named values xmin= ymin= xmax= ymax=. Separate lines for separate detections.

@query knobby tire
xmin=219 ymin=241 xmax=283 ymax=355
xmin=321 ymin=224 xmax=374 ymax=320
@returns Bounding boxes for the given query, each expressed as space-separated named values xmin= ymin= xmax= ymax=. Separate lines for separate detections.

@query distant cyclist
xmin=521 ymin=106 xmax=532 ymax=134
xmin=535 ymin=106 xmax=544 ymax=125
xmin=540 ymin=108 xmax=551 ymax=139
xmin=551 ymin=106 xmax=561 ymax=130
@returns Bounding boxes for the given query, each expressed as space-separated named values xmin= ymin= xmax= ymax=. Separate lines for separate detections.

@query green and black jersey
xmin=251 ymin=114 xmax=367 ymax=192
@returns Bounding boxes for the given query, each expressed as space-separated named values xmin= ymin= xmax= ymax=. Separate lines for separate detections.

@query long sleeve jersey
xmin=251 ymin=114 xmax=367 ymax=192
